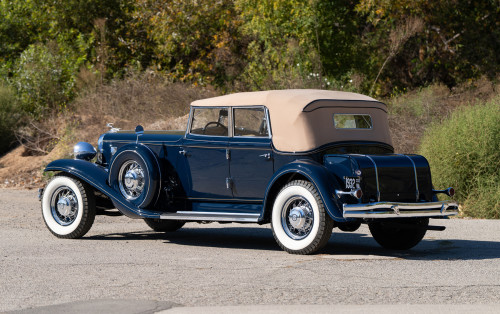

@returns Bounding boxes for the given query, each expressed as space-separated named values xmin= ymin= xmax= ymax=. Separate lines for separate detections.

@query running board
xmin=159 ymin=211 xmax=260 ymax=223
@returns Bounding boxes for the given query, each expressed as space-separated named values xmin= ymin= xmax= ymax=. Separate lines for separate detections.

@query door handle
xmin=179 ymin=149 xmax=188 ymax=156
xmin=259 ymin=153 xmax=272 ymax=160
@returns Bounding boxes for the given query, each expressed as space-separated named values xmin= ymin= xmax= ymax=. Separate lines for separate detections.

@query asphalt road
xmin=1 ymin=188 xmax=500 ymax=313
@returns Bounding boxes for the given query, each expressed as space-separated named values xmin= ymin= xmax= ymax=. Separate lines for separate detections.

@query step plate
xmin=160 ymin=211 xmax=260 ymax=222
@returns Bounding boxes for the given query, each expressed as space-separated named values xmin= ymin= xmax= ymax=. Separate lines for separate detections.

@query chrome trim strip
xmin=160 ymin=211 xmax=260 ymax=222
xmin=398 ymin=154 xmax=419 ymax=201
xmin=363 ymin=155 xmax=380 ymax=202
xmin=343 ymin=201 xmax=459 ymax=218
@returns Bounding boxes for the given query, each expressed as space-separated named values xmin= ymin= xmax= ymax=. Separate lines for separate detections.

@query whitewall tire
xmin=41 ymin=175 xmax=96 ymax=238
xmin=271 ymin=180 xmax=334 ymax=254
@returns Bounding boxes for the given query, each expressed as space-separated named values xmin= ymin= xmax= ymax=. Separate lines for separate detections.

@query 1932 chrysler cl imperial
xmin=40 ymin=89 xmax=458 ymax=254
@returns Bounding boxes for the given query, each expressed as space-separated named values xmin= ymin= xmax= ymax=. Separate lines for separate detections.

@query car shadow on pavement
xmin=323 ymin=231 xmax=500 ymax=261
xmin=87 ymin=226 xmax=500 ymax=260
xmin=88 ymin=226 xmax=281 ymax=251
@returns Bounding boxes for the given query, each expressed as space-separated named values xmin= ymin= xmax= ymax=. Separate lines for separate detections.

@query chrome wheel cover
xmin=281 ymin=196 xmax=314 ymax=240
xmin=50 ymin=186 xmax=78 ymax=226
xmin=118 ymin=160 xmax=145 ymax=200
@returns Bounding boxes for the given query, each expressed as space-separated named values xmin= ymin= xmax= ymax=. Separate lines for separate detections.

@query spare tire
xmin=109 ymin=149 xmax=159 ymax=208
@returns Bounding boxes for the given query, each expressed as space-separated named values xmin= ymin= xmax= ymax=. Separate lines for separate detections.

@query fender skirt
xmin=260 ymin=159 xmax=347 ymax=223
xmin=44 ymin=159 xmax=162 ymax=219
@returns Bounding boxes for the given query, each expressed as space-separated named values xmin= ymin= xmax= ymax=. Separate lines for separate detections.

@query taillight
xmin=433 ymin=187 xmax=456 ymax=197
xmin=354 ymin=189 xmax=363 ymax=199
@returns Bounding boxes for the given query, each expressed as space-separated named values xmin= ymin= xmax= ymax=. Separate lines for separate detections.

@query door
xmin=228 ymin=107 xmax=274 ymax=201
xmin=178 ymin=107 xmax=231 ymax=200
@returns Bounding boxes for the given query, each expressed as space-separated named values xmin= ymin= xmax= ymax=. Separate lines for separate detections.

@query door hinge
xmin=226 ymin=177 xmax=233 ymax=189
xmin=226 ymin=149 xmax=231 ymax=160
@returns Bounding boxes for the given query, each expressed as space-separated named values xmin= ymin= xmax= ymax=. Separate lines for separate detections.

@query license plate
xmin=344 ymin=176 xmax=360 ymax=190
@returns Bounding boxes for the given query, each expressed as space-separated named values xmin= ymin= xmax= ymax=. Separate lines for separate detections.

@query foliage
xmin=236 ymin=0 xmax=318 ymax=89
xmin=356 ymin=0 xmax=500 ymax=94
xmin=11 ymin=40 xmax=89 ymax=117
xmin=419 ymin=96 xmax=500 ymax=218
xmin=0 ymin=84 xmax=22 ymax=155
xmin=134 ymin=0 xmax=244 ymax=87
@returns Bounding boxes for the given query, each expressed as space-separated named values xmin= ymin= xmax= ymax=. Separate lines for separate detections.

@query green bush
xmin=419 ymin=96 xmax=500 ymax=218
xmin=11 ymin=40 xmax=88 ymax=118
xmin=0 ymin=84 xmax=22 ymax=155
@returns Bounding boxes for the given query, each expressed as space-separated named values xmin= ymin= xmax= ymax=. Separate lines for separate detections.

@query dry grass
xmin=386 ymin=77 xmax=498 ymax=154
xmin=0 ymin=74 xmax=217 ymax=188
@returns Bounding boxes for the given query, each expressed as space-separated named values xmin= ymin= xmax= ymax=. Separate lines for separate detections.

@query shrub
xmin=419 ymin=96 xmax=500 ymax=218
xmin=0 ymin=84 xmax=22 ymax=155
xmin=11 ymin=39 xmax=88 ymax=117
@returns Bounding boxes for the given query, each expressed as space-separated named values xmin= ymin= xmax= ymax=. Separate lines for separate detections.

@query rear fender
xmin=260 ymin=159 xmax=347 ymax=223
xmin=44 ymin=159 xmax=161 ymax=219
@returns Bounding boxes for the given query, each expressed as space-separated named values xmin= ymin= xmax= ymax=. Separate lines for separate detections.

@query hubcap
xmin=118 ymin=160 xmax=145 ymax=200
xmin=50 ymin=186 xmax=78 ymax=226
xmin=281 ymin=196 xmax=314 ymax=240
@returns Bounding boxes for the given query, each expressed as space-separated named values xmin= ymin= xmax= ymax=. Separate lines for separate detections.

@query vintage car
xmin=40 ymin=89 xmax=458 ymax=254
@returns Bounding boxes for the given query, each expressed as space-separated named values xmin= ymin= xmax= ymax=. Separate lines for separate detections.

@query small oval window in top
xmin=334 ymin=114 xmax=372 ymax=129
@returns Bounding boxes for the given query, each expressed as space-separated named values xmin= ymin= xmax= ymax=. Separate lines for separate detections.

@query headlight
xmin=74 ymin=142 xmax=97 ymax=161
xmin=97 ymin=134 xmax=105 ymax=153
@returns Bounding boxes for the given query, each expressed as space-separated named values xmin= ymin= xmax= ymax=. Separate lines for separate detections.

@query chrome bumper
xmin=343 ymin=201 xmax=459 ymax=218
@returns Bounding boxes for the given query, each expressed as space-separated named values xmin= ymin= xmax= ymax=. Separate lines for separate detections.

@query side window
xmin=233 ymin=108 xmax=269 ymax=137
xmin=190 ymin=108 xmax=229 ymax=136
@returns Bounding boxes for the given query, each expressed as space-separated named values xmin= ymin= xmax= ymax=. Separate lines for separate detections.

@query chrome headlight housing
xmin=96 ymin=134 xmax=105 ymax=164
xmin=97 ymin=134 xmax=105 ymax=153
xmin=73 ymin=142 xmax=97 ymax=161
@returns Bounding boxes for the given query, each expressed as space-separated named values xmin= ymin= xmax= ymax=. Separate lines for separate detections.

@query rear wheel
xmin=41 ymin=175 xmax=96 ymax=238
xmin=271 ymin=180 xmax=334 ymax=255
xmin=368 ymin=218 xmax=429 ymax=250
xmin=144 ymin=219 xmax=185 ymax=232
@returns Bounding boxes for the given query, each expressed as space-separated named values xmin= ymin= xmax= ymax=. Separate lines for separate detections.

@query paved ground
xmin=1 ymin=188 xmax=500 ymax=313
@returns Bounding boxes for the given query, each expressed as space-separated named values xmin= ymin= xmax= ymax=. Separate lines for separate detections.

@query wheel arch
xmin=259 ymin=160 xmax=346 ymax=224
xmin=44 ymin=159 xmax=162 ymax=219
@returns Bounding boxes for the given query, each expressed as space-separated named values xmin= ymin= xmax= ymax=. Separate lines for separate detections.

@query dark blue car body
xmin=42 ymin=90 xmax=458 ymax=254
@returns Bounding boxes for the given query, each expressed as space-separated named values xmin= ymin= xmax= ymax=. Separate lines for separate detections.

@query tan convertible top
xmin=191 ymin=89 xmax=392 ymax=152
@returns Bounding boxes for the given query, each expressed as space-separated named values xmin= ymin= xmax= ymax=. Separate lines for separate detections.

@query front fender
xmin=44 ymin=159 xmax=162 ymax=219
xmin=260 ymin=159 xmax=347 ymax=223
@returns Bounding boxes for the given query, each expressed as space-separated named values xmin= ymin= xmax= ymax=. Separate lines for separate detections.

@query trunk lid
xmin=324 ymin=154 xmax=434 ymax=203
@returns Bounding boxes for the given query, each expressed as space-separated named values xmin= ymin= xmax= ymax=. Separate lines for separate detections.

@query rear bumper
xmin=343 ymin=200 xmax=458 ymax=218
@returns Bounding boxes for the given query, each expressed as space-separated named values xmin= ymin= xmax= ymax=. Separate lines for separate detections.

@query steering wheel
xmin=203 ymin=121 xmax=227 ymax=134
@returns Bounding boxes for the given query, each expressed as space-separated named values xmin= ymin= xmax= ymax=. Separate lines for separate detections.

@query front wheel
xmin=41 ymin=175 xmax=96 ymax=238
xmin=271 ymin=180 xmax=334 ymax=255
xmin=368 ymin=218 xmax=429 ymax=250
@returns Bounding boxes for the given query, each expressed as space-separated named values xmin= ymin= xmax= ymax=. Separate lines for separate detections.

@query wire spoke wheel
xmin=50 ymin=186 xmax=79 ymax=226
xmin=281 ymin=196 xmax=314 ymax=240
